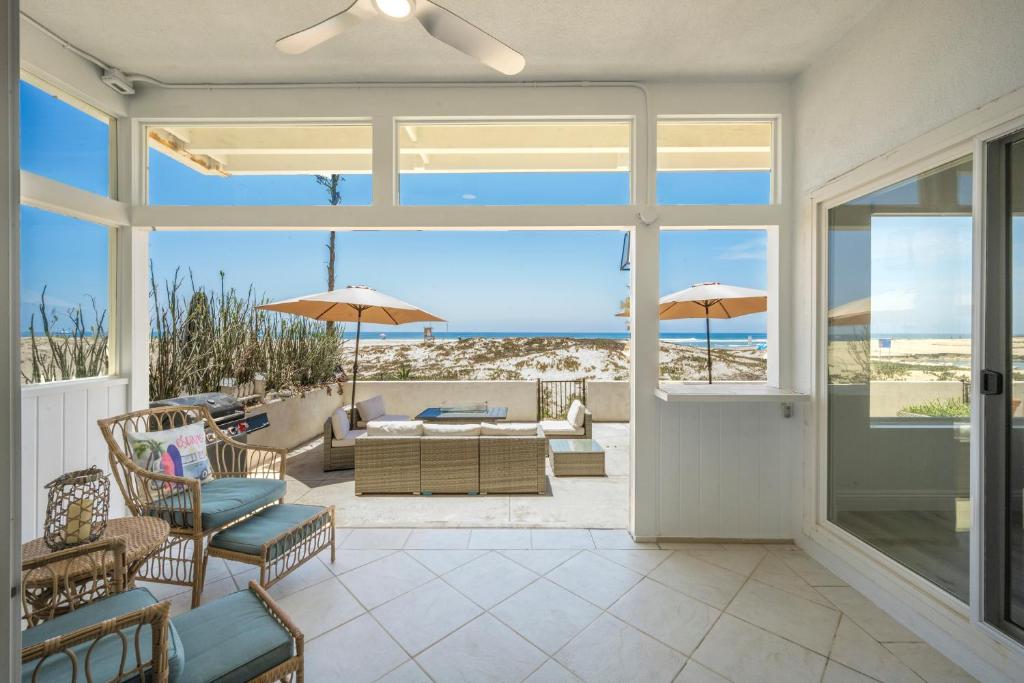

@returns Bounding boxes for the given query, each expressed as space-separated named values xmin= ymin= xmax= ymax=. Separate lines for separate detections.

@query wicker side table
xmin=548 ymin=438 xmax=606 ymax=477
xmin=22 ymin=516 xmax=169 ymax=625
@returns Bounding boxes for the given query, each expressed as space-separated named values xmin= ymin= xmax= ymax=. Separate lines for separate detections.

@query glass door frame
xmin=980 ymin=128 xmax=1024 ymax=644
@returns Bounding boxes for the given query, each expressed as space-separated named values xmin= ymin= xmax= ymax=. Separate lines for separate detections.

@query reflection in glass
xmin=827 ymin=157 xmax=972 ymax=601
xmin=1008 ymin=139 xmax=1024 ymax=627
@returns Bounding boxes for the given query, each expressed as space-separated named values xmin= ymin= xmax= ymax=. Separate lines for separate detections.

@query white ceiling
xmin=22 ymin=0 xmax=882 ymax=84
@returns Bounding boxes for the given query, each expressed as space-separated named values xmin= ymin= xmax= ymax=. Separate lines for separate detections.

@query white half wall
xmin=20 ymin=377 xmax=128 ymax=540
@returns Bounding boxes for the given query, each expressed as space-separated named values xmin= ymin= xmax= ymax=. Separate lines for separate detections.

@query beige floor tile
xmin=610 ymin=578 xmax=720 ymax=655
xmin=443 ymin=551 xmax=538 ymax=608
xmin=546 ymin=550 xmax=642 ymax=608
xmin=524 ymin=659 xmax=583 ymax=682
xmin=417 ymin=613 xmax=547 ymax=683
xmin=404 ymin=528 xmax=471 ymax=549
xmin=822 ymin=660 xmax=877 ymax=682
xmin=556 ymin=613 xmax=687 ymax=683
xmin=674 ymin=660 xmax=729 ymax=682
xmin=648 ymin=552 xmax=746 ymax=609
xmin=499 ymin=549 xmax=581 ymax=575
xmin=167 ymin=575 xmax=239 ymax=616
xmin=686 ymin=547 xmax=767 ymax=576
xmin=491 ymin=578 xmax=602 ymax=655
xmin=817 ymin=586 xmax=920 ymax=642
xmin=276 ymin=577 xmax=363 ymax=640
xmin=884 ymin=642 xmax=978 ymax=682
xmin=531 ymin=528 xmax=596 ymax=549
xmin=594 ymin=548 xmax=674 ymax=574
xmin=137 ymin=579 xmax=190 ymax=601
xmin=321 ymin=548 xmax=398 ymax=574
xmin=829 ymin=616 xmax=921 ymax=683
xmin=377 ymin=659 xmax=432 ymax=682
xmin=469 ymin=528 xmax=533 ymax=549
xmin=372 ymin=578 xmax=483 ymax=655
xmin=692 ymin=614 xmax=827 ymax=683
xmin=406 ymin=549 xmax=487 ymax=574
xmin=658 ymin=543 xmax=726 ymax=550
xmin=777 ymin=550 xmax=847 ymax=587
xmin=304 ymin=613 xmax=408 ymax=683
xmin=266 ymin=557 xmax=335 ymax=599
xmin=341 ymin=527 xmax=413 ymax=549
xmin=750 ymin=553 xmax=833 ymax=606
xmin=590 ymin=529 xmax=658 ymax=549
xmin=339 ymin=552 xmax=435 ymax=609
xmin=726 ymin=580 xmax=840 ymax=655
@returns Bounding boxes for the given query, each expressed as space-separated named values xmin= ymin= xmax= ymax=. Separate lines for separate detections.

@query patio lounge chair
xmin=323 ymin=406 xmax=366 ymax=471
xmin=348 ymin=394 xmax=410 ymax=428
xmin=539 ymin=400 xmax=592 ymax=441
xmin=21 ymin=537 xmax=303 ymax=683
xmin=99 ymin=405 xmax=288 ymax=608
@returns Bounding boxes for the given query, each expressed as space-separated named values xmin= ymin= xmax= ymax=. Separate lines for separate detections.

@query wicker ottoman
xmin=207 ymin=504 xmax=335 ymax=588
xmin=549 ymin=439 xmax=606 ymax=476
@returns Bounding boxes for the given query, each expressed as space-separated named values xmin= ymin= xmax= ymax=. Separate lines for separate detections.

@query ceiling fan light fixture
xmin=373 ymin=0 xmax=415 ymax=20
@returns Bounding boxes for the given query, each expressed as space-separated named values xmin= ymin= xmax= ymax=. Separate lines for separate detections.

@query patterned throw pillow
xmin=127 ymin=423 xmax=212 ymax=492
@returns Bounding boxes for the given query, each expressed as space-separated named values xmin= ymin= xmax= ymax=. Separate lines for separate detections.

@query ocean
xmin=356 ymin=331 xmax=768 ymax=350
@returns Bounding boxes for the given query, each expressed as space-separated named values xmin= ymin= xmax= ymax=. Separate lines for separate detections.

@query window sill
xmin=654 ymin=383 xmax=808 ymax=402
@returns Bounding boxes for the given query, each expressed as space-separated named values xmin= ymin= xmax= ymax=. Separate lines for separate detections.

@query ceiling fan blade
xmin=275 ymin=0 xmax=376 ymax=54
xmin=414 ymin=0 xmax=526 ymax=75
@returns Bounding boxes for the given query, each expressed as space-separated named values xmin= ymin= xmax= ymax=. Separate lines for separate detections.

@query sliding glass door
xmin=982 ymin=129 xmax=1024 ymax=640
xmin=826 ymin=156 xmax=974 ymax=602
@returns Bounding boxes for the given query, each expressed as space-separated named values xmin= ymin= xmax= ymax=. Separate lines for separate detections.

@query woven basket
xmin=43 ymin=466 xmax=111 ymax=550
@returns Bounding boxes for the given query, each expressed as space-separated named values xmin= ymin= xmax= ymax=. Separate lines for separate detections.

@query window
xmin=20 ymin=206 xmax=111 ymax=384
xmin=657 ymin=120 xmax=773 ymax=204
xmin=657 ymin=228 xmax=769 ymax=384
xmin=827 ymin=156 xmax=972 ymax=601
xmin=397 ymin=120 xmax=631 ymax=205
xmin=147 ymin=124 xmax=372 ymax=205
xmin=20 ymin=77 xmax=113 ymax=196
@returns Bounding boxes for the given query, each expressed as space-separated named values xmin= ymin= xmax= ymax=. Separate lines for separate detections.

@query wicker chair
xmin=323 ymin=408 xmax=366 ymax=472
xmin=479 ymin=432 xmax=547 ymax=494
xmin=420 ymin=436 xmax=479 ymax=494
xmin=21 ymin=538 xmax=304 ymax=683
xmin=98 ymin=405 xmax=288 ymax=608
xmin=354 ymin=435 xmax=421 ymax=494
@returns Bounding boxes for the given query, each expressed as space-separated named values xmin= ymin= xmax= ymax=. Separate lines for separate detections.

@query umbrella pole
xmin=705 ymin=314 xmax=712 ymax=384
xmin=350 ymin=309 xmax=363 ymax=430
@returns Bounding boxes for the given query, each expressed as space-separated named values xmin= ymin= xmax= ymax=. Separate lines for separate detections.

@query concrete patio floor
xmin=282 ymin=423 xmax=630 ymax=529
xmin=141 ymin=533 xmax=974 ymax=682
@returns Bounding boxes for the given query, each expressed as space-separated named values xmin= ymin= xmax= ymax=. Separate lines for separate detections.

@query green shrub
xmin=898 ymin=398 xmax=970 ymax=417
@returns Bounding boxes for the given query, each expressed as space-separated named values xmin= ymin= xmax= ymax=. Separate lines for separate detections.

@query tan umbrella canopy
xmin=258 ymin=285 xmax=445 ymax=428
xmin=618 ymin=282 xmax=767 ymax=383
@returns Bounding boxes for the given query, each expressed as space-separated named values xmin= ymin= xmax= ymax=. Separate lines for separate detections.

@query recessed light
xmin=373 ymin=0 xmax=415 ymax=19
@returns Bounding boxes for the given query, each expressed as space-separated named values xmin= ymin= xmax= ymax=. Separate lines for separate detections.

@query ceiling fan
xmin=275 ymin=0 xmax=526 ymax=76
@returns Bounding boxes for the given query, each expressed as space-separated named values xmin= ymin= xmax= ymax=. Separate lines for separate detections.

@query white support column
xmin=629 ymin=217 xmax=660 ymax=541
xmin=114 ymin=226 xmax=150 ymax=411
xmin=1 ymin=0 xmax=20 ymax=675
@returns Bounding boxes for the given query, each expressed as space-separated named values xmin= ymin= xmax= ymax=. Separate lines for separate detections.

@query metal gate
xmin=537 ymin=379 xmax=586 ymax=419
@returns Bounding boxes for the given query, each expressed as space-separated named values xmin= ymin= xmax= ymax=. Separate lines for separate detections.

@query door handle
xmin=981 ymin=369 xmax=1004 ymax=395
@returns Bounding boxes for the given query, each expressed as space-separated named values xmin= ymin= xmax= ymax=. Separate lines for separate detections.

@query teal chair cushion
xmin=22 ymin=587 xmax=184 ymax=683
xmin=209 ymin=503 xmax=327 ymax=559
xmin=150 ymin=478 xmax=286 ymax=530
xmin=171 ymin=587 xmax=293 ymax=683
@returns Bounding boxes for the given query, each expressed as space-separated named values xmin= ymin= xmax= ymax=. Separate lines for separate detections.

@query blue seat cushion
xmin=209 ymin=504 xmax=327 ymax=559
xmin=149 ymin=478 xmax=286 ymax=530
xmin=171 ymin=587 xmax=293 ymax=683
xmin=22 ymin=587 xmax=184 ymax=683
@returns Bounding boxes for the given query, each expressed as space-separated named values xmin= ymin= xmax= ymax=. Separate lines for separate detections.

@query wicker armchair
xmin=479 ymin=432 xmax=547 ymax=494
xmin=98 ymin=405 xmax=288 ymax=608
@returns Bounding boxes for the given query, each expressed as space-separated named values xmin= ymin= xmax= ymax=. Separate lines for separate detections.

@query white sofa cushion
xmin=423 ymin=423 xmax=481 ymax=436
xmin=356 ymin=395 xmax=387 ymax=422
xmin=567 ymin=400 xmax=586 ymax=429
xmin=480 ymin=422 xmax=539 ymax=436
xmin=331 ymin=407 xmax=350 ymax=440
xmin=331 ymin=428 xmax=365 ymax=448
xmin=540 ymin=420 xmax=585 ymax=436
xmin=367 ymin=420 xmax=424 ymax=436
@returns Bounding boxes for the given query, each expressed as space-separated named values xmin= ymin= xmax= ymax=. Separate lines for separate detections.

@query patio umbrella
xmin=258 ymin=285 xmax=445 ymax=429
xmin=618 ymin=282 xmax=767 ymax=383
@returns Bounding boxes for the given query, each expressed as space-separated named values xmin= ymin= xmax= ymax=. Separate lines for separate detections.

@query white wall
xmin=19 ymin=378 xmax=128 ymax=540
xmin=791 ymin=2 xmax=1024 ymax=680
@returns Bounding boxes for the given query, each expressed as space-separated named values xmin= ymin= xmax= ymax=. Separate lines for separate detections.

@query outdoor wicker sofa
xmin=539 ymin=407 xmax=592 ymax=441
xmin=99 ymin=405 xmax=288 ymax=608
xmin=20 ymin=537 xmax=303 ymax=683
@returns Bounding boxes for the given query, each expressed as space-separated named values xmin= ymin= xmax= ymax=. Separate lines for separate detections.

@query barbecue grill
xmin=149 ymin=392 xmax=270 ymax=471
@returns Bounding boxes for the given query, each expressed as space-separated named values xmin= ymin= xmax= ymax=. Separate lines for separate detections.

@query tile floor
xmin=141 ymin=529 xmax=977 ymax=683
xmin=282 ymin=423 xmax=630 ymax=528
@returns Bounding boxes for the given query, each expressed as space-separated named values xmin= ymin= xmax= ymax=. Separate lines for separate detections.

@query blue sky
xmin=20 ymin=77 xmax=771 ymax=335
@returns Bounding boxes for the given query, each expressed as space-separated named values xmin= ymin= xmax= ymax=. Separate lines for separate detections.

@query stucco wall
xmin=247 ymin=386 xmax=343 ymax=451
xmin=587 ymin=381 xmax=630 ymax=422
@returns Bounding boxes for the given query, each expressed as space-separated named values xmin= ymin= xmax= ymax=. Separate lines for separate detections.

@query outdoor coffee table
xmin=415 ymin=406 xmax=509 ymax=422
xmin=549 ymin=438 xmax=606 ymax=476
xmin=22 ymin=516 xmax=170 ymax=624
